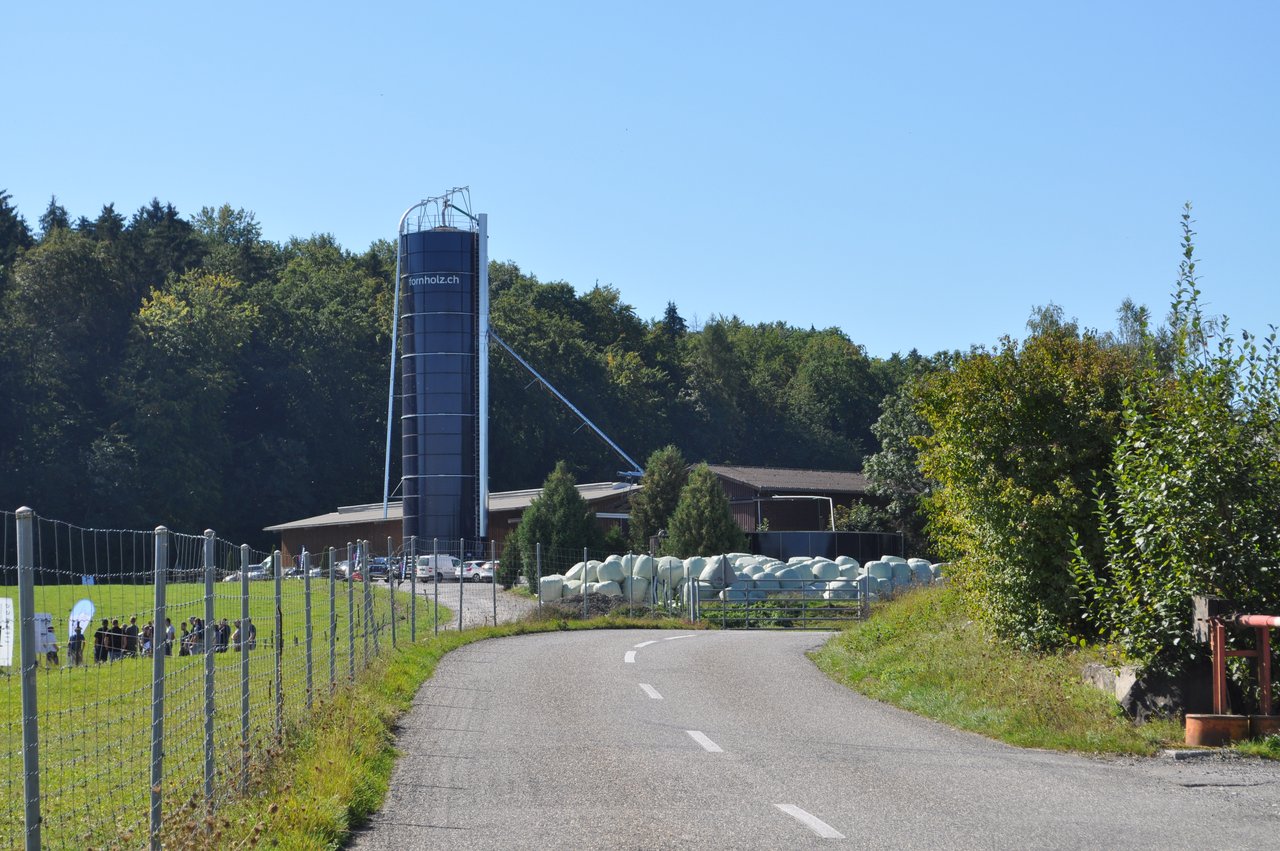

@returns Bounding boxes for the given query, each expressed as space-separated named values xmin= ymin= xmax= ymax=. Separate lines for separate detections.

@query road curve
xmin=349 ymin=630 xmax=1280 ymax=850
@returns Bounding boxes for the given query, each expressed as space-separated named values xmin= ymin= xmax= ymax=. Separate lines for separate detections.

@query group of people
xmin=58 ymin=614 xmax=259 ymax=666
xmin=176 ymin=616 xmax=257 ymax=656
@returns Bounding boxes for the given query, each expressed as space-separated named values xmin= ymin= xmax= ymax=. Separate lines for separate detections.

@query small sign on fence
xmin=0 ymin=598 xmax=12 ymax=666
xmin=34 ymin=612 xmax=57 ymax=654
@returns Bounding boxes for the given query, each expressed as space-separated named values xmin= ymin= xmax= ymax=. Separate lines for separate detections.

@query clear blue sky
xmin=6 ymin=1 xmax=1277 ymax=359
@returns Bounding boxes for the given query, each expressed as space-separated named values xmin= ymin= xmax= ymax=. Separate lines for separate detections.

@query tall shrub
xmin=918 ymin=321 xmax=1135 ymax=648
xmin=1073 ymin=209 xmax=1280 ymax=670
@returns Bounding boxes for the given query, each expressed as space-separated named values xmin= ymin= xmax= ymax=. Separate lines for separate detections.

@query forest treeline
xmin=0 ymin=193 xmax=919 ymax=547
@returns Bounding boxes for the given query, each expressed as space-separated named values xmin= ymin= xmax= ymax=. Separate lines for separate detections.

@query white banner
xmin=34 ymin=612 xmax=57 ymax=655
xmin=69 ymin=598 xmax=95 ymax=649
xmin=0 ymin=599 xmax=12 ymax=666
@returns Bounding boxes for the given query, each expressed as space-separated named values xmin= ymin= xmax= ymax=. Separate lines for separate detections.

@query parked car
xmin=283 ymin=566 xmax=306 ymax=579
xmin=415 ymin=554 xmax=460 ymax=581
xmin=367 ymin=557 xmax=389 ymax=580
xmin=462 ymin=560 xmax=495 ymax=582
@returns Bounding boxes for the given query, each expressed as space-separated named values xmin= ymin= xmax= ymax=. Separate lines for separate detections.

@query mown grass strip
xmin=811 ymin=584 xmax=1185 ymax=755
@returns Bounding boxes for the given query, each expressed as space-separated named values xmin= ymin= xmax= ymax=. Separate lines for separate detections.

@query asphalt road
xmin=349 ymin=630 xmax=1280 ymax=850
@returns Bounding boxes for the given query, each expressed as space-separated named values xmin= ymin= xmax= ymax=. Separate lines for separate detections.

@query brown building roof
xmin=704 ymin=465 xmax=869 ymax=495
xmin=263 ymin=482 xmax=639 ymax=533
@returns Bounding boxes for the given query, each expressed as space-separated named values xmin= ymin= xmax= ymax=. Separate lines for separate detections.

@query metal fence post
xmin=408 ymin=536 xmax=417 ymax=643
xmin=433 ymin=538 xmax=440 ymax=637
xmin=536 ymin=542 xmax=543 ymax=613
xmin=273 ymin=549 xmax=284 ymax=743
xmin=457 ymin=538 xmax=465 ymax=632
xmin=303 ymin=549 xmax=313 ymax=712
xmin=328 ymin=546 xmax=336 ymax=694
xmin=491 ymin=539 xmax=498 ymax=626
xmin=387 ymin=536 xmax=397 ymax=648
xmin=203 ymin=531 xmax=216 ymax=813
xmin=150 ymin=527 xmax=168 ymax=850
xmin=239 ymin=545 xmax=250 ymax=792
xmin=16 ymin=507 xmax=40 ymax=851
xmin=583 ymin=546 xmax=589 ymax=620
xmin=347 ymin=542 xmax=355 ymax=683
xmin=362 ymin=540 xmax=375 ymax=662
xmin=407 ymin=534 xmax=417 ymax=639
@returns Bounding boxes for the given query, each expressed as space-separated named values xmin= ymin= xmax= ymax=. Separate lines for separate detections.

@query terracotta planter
xmin=1250 ymin=715 xmax=1280 ymax=739
xmin=1185 ymin=714 xmax=1251 ymax=746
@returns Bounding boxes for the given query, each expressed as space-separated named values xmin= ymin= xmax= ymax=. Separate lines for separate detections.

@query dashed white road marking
xmin=633 ymin=640 xmax=657 ymax=648
xmin=775 ymin=804 xmax=845 ymax=839
xmin=624 ymin=651 xmax=637 ymax=664
xmin=685 ymin=730 xmax=722 ymax=752
xmin=639 ymin=683 xmax=663 ymax=700
xmin=663 ymin=634 xmax=696 ymax=641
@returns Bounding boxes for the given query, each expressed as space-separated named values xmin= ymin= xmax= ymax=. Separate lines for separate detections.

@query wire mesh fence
xmin=0 ymin=508 xmax=927 ymax=846
xmin=0 ymin=510 xmax=444 ymax=850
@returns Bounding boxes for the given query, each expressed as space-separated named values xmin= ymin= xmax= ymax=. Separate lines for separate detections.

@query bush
xmin=1073 ymin=208 xmax=1280 ymax=671
xmin=917 ymin=314 xmax=1136 ymax=648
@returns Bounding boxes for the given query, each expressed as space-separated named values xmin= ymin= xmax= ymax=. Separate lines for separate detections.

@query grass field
xmin=0 ymin=578 xmax=446 ymax=848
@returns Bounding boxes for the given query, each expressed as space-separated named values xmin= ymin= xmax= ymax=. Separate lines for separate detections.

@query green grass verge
xmin=811 ymin=583 xmax=1185 ymax=755
xmin=0 ymin=580 xmax=445 ymax=848
xmin=170 ymin=612 xmax=690 ymax=849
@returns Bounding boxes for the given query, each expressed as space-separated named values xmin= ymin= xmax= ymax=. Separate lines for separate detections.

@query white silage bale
xmin=565 ymin=561 xmax=586 ymax=582
xmin=699 ymin=557 xmax=736 ymax=589
xmin=632 ymin=554 xmax=656 ymax=579
xmin=563 ymin=579 xmax=583 ymax=597
xmin=931 ymin=563 xmax=948 ymax=579
xmin=622 ymin=575 xmax=650 ymax=602
xmin=539 ymin=574 xmax=565 ymax=600
xmin=866 ymin=561 xmax=892 ymax=580
xmin=790 ymin=562 xmax=815 ymax=581
xmin=754 ymin=577 xmax=780 ymax=591
xmin=656 ymin=557 xmax=683 ymax=585
xmin=745 ymin=564 xmax=767 ymax=578
xmin=891 ymin=562 xmax=912 ymax=586
xmin=596 ymin=560 xmax=625 ymax=583
xmin=881 ymin=555 xmax=907 ymax=564
xmin=787 ymin=556 xmax=810 ymax=565
xmin=835 ymin=555 xmax=858 ymax=566
xmin=912 ymin=563 xmax=933 ymax=584
xmin=824 ymin=580 xmax=858 ymax=600
xmin=595 ymin=580 xmax=622 ymax=597
xmin=584 ymin=561 xmax=601 ymax=583
xmin=720 ymin=587 xmax=750 ymax=602
xmin=811 ymin=561 xmax=841 ymax=581
xmin=684 ymin=557 xmax=706 ymax=582
xmin=907 ymin=557 xmax=931 ymax=569
xmin=876 ymin=576 xmax=893 ymax=596
xmin=839 ymin=563 xmax=862 ymax=579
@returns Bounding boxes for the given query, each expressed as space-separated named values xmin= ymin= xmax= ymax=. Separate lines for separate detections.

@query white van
xmin=415 ymin=554 xmax=460 ymax=581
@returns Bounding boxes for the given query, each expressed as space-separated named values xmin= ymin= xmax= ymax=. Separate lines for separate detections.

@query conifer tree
xmin=665 ymin=463 xmax=745 ymax=557
xmin=628 ymin=445 xmax=688 ymax=551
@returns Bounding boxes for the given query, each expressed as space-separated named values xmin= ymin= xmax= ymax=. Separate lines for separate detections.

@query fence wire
xmin=1 ymin=510 xmax=920 ymax=847
xmin=0 ymin=512 xmax=439 ymax=849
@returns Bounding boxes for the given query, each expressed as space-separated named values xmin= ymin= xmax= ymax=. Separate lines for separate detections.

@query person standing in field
xmin=124 ymin=616 xmax=139 ymax=657
xmin=68 ymin=625 xmax=85 ymax=666
xmin=165 ymin=618 xmax=175 ymax=655
xmin=93 ymin=619 xmax=109 ymax=664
